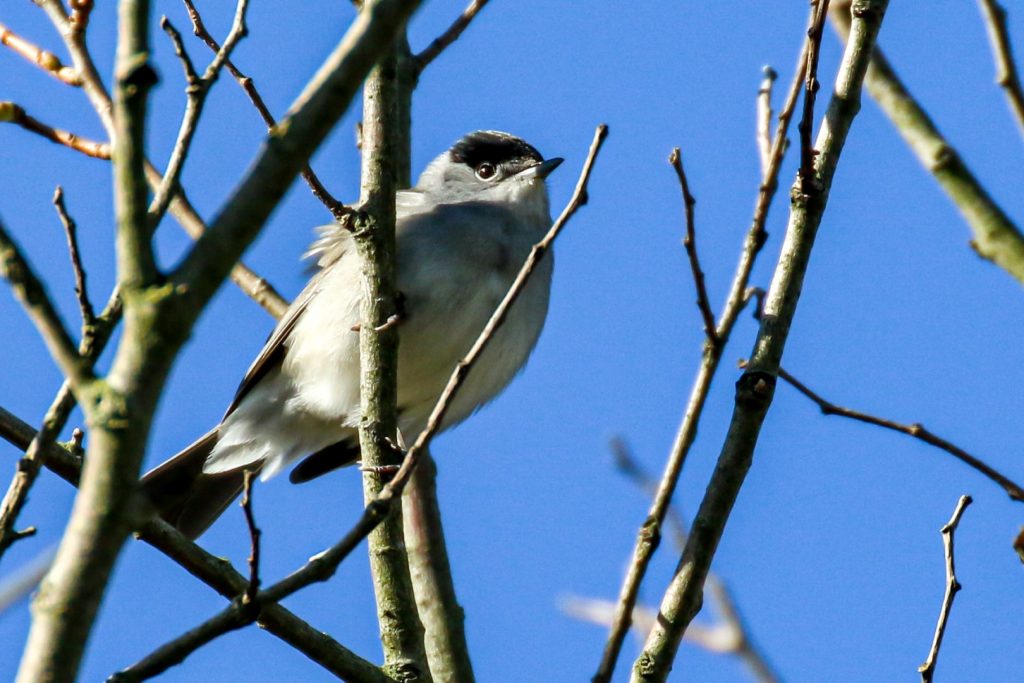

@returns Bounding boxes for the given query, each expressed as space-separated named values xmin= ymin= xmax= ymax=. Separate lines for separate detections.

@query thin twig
xmin=918 ymin=495 xmax=972 ymax=683
xmin=53 ymin=187 xmax=95 ymax=329
xmin=0 ymin=289 xmax=119 ymax=563
xmin=630 ymin=3 xmax=889 ymax=679
xmin=669 ymin=148 xmax=718 ymax=347
xmin=0 ymin=216 xmax=91 ymax=387
xmin=32 ymin=0 xmax=289 ymax=317
xmin=0 ymin=21 xmax=82 ymax=85
xmin=149 ymin=1 xmax=251 ymax=230
xmin=112 ymin=126 xmax=608 ymax=674
xmin=181 ymin=0 xmax=352 ymax=223
xmin=160 ymin=17 xmax=199 ymax=86
xmin=773 ymin=365 xmax=1024 ymax=503
xmin=240 ymin=470 xmax=260 ymax=604
xmin=756 ymin=66 xmax=777 ymax=178
xmin=414 ymin=0 xmax=490 ymax=71
xmin=829 ymin=2 xmax=1024 ymax=285
xmin=976 ymin=0 xmax=1024 ymax=140
xmin=798 ymin=0 xmax=831 ymax=189
xmin=592 ymin=36 xmax=809 ymax=683
xmin=607 ymin=438 xmax=780 ymax=683
xmin=0 ymin=101 xmax=110 ymax=159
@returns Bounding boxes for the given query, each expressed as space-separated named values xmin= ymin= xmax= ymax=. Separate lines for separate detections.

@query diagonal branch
xmin=830 ymin=2 xmax=1024 ymax=285
xmin=669 ymin=148 xmax=718 ymax=346
xmin=0 ymin=21 xmax=82 ymax=85
xmin=917 ymin=495 xmax=972 ymax=683
xmin=182 ymin=0 xmax=352 ymax=223
xmin=148 ymin=1 xmax=250 ymax=231
xmin=31 ymin=0 xmax=289 ymax=318
xmin=0 ymin=216 xmax=92 ymax=388
xmin=0 ymin=101 xmax=110 ymax=159
xmin=629 ymin=3 xmax=890 ymax=680
xmin=592 ymin=38 xmax=809 ymax=683
xmin=976 ymin=0 xmax=1024 ymax=141
xmin=53 ymin=187 xmax=96 ymax=329
xmin=774 ymin=366 xmax=1024 ymax=503
xmin=798 ymin=0 xmax=831 ymax=187
xmin=0 ymin=274 xmax=117 ymax=562
xmin=414 ymin=0 xmax=489 ymax=72
xmin=0 ymin=406 xmax=395 ymax=683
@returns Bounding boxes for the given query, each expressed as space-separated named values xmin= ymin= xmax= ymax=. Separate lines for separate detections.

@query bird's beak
xmin=518 ymin=157 xmax=564 ymax=180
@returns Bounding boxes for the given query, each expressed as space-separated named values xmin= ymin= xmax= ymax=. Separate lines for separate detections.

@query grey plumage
xmin=142 ymin=131 xmax=562 ymax=538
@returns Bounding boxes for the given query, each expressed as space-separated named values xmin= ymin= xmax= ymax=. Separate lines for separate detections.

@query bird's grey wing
xmin=224 ymin=226 xmax=355 ymax=417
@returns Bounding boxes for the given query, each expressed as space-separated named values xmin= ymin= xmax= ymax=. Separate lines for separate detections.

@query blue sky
xmin=2 ymin=1 xmax=1023 ymax=681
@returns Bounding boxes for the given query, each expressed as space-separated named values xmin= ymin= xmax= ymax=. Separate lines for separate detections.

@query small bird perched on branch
xmin=143 ymin=131 xmax=563 ymax=538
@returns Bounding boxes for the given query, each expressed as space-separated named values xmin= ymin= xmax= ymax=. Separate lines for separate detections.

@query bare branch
xmin=414 ymin=0 xmax=490 ymax=71
xmin=772 ymin=365 xmax=1024 ymax=503
xmin=181 ymin=0 xmax=352 ymax=223
xmin=33 ymin=0 xmax=290 ymax=318
xmin=976 ymin=0 xmax=1024 ymax=140
xmin=240 ymin=470 xmax=260 ymax=604
xmin=798 ymin=0 xmax=831 ymax=189
xmin=148 ymin=1 xmax=251 ymax=231
xmin=0 ymin=21 xmax=82 ymax=86
xmin=830 ymin=2 xmax=1024 ymax=285
xmin=0 ymin=216 xmax=91 ymax=388
xmin=669 ymin=148 xmax=718 ymax=347
xmin=756 ymin=66 xmax=777 ymax=178
xmin=159 ymin=16 xmax=199 ymax=86
xmin=607 ymin=438 xmax=780 ymax=683
xmin=53 ymin=187 xmax=96 ymax=329
xmin=593 ymin=33 xmax=809 ymax=683
xmin=0 ymin=406 xmax=395 ymax=683
xmin=630 ymin=3 xmax=890 ymax=679
xmin=0 ymin=101 xmax=110 ymax=159
xmin=403 ymin=454 xmax=476 ymax=682
xmin=352 ymin=32 xmax=430 ymax=678
xmin=918 ymin=495 xmax=972 ymax=683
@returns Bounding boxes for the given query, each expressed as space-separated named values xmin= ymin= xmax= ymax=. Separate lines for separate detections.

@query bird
xmin=142 ymin=131 xmax=564 ymax=539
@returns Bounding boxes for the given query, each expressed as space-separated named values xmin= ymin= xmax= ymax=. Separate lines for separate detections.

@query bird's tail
xmin=140 ymin=429 xmax=250 ymax=540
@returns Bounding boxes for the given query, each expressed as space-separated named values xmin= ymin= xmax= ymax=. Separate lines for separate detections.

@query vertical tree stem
xmin=630 ymin=2 xmax=890 ymax=681
xmin=16 ymin=2 xmax=161 ymax=681
xmin=356 ymin=32 xmax=431 ymax=682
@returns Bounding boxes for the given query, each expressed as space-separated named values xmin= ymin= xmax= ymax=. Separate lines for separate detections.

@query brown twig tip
xmin=0 ymin=22 xmax=83 ymax=86
xmin=69 ymin=0 xmax=94 ymax=33
xmin=918 ymin=495 xmax=972 ymax=683
xmin=0 ymin=102 xmax=110 ymax=159
xmin=415 ymin=0 xmax=491 ymax=71
xmin=776 ymin=367 xmax=1024 ymax=504
xmin=53 ymin=186 xmax=96 ymax=329
xmin=160 ymin=16 xmax=199 ymax=86
xmin=798 ymin=0 xmax=831 ymax=188
xmin=669 ymin=147 xmax=719 ymax=347
xmin=240 ymin=470 xmax=261 ymax=603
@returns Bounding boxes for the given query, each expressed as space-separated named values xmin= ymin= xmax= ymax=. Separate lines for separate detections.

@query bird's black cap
xmin=449 ymin=131 xmax=544 ymax=169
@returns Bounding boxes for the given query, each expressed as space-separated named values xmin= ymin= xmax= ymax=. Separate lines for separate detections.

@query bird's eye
xmin=475 ymin=162 xmax=496 ymax=180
